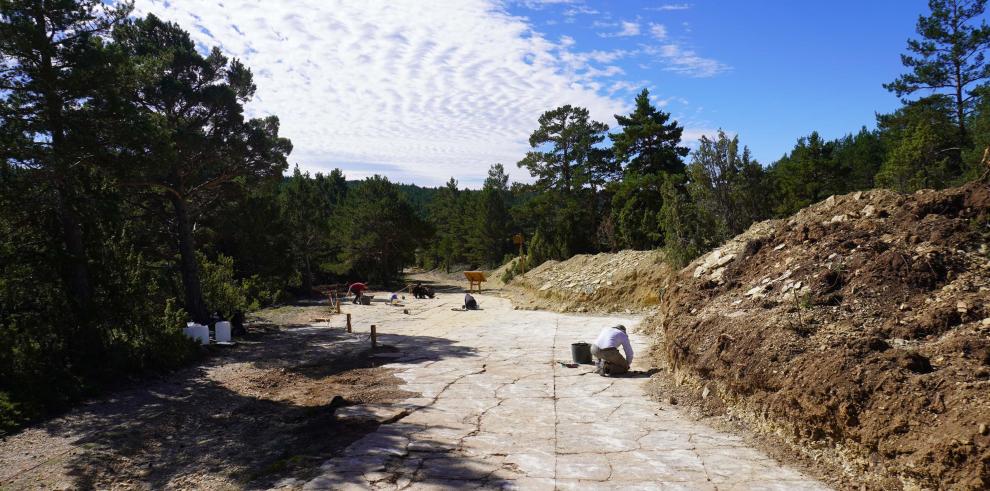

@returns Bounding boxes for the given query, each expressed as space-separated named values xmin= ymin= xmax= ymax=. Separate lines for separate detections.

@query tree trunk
xmin=170 ymin=193 xmax=208 ymax=322
xmin=302 ymin=254 xmax=313 ymax=293
xmin=34 ymin=5 xmax=93 ymax=317
xmin=955 ymin=76 xmax=966 ymax=172
xmin=55 ymin=184 xmax=93 ymax=316
xmin=952 ymin=8 xmax=966 ymax=175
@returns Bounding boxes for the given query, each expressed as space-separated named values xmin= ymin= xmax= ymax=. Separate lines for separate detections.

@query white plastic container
xmin=215 ymin=321 xmax=231 ymax=343
xmin=195 ymin=324 xmax=209 ymax=345
xmin=183 ymin=322 xmax=197 ymax=341
xmin=183 ymin=322 xmax=209 ymax=345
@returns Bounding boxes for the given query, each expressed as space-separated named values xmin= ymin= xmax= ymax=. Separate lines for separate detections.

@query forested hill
xmin=342 ymin=181 xmax=448 ymax=218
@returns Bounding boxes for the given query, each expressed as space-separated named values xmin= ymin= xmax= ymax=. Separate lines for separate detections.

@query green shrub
xmin=199 ymin=253 xmax=250 ymax=315
xmin=0 ymin=391 xmax=21 ymax=436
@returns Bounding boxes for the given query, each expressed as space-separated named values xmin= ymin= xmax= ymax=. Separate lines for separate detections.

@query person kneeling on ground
xmin=592 ymin=325 xmax=633 ymax=376
xmin=412 ymin=282 xmax=435 ymax=299
xmin=463 ymin=293 xmax=479 ymax=310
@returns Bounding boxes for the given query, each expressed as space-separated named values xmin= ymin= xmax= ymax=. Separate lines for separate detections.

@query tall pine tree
xmin=0 ymin=0 xmax=130 ymax=317
xmin=468 ymin=164 xmax=512 ymax=267
xmin=885 ymin=0 xmax=990 ymax=171
xmin=610 ymin=88 xmax=689 ymax=176
xmin=113 ymin=15 xmax=292 ymax=321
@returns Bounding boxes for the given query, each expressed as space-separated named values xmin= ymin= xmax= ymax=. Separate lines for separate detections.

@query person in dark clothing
xmin=464 ymin=293 xmax=479 ymax=310
xmin=413 ymin=282 xmax=427 ymax=299
xmin=412 ymin=282 xmax=436 ymax=299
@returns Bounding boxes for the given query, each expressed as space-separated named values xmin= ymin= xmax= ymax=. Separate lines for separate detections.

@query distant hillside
xmin=344 ymin=180 xmax=482 ymax=218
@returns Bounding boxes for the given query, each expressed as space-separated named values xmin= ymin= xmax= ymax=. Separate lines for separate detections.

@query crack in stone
xmin=604 ymin=401 xmax=626 ymax=421
xmin=457 ymin=398 xmax=505 ymax=450
xmin=338 ymin=353 xmax=499 ymax=487
xmin=395 ymin=458 xmax=426 ymax=490
xmin=590 ymin=380 xmax=616 ymax=396
xmin=691 ymin=444 xmax=715 ymax=484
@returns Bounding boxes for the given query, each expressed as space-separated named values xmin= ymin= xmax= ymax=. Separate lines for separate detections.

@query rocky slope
xmin=502 ymin=250 xmax=671 ymax=313
xmin=648 ymin=182 xmax=990 ymax=489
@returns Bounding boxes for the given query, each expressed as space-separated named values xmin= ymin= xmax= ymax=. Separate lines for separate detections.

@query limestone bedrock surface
xmin=302 ymin=293 xmax=827 ymax=491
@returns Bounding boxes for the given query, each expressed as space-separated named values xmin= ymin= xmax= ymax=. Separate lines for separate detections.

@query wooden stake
xmin=370 ymin=324 xmax=377 ymax=348
xmin=336 ymin=294 xmax=341 ymax=314
xmin=346 ymin=313 xmax=352 ymax=333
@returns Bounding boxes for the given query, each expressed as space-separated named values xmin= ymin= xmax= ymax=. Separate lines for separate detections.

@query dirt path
xmin=300 ymin=292 xmax=828 ymax=490
xmin=0 ymin=312 xmax=417 ymax=490
xmin=1 ymin=290 xmax=829 ymax=490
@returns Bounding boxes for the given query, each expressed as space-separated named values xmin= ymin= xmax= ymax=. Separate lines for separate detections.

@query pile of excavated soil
xmin=648 ymin=182 xmax=990 ymax=489
xmin=503 ymin=250 xmax=671 ymax=313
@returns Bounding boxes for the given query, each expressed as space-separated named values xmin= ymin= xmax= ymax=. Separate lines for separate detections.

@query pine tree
xmin=468 ymin=164 xmax=512 ymax=267
xmin=610 ymin=88 xmax=689 ymax=176
xmin=515 ymin=105 xmax=606 ymax=258
xmin=659 ymin=175 xmax=709 ymax=267
xmin=877 ymin=95 xmax=958 ymax=189
xmin=426 ymin=178 xmax=468 ymax=271
xmin=767 ymin=132 xmax=846 ymax=216
xmin=332 ymin=176 xmax=428 ymax=284
xmin=885 ymin=0 xmax=990 ymax=168
xmin=278 ymin=166 xmax=345 ymax=292
xmin=112 ymin=15 xmax=291 ymax=321
xmin=609 ymin=173 xmax=665 ymax=249
xmin=876 ymin=122 xmax=951 ymax=192
xmin=685 ymin=130 xmax=769 ymax=241
xmin=517 ymin=105 xmax=608 ymax=193
xmin=0 ymin=0 xmax=131 ymax=317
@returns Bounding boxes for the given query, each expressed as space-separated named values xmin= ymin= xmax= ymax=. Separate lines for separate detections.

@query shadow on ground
xmin=303 ymin=426 xmax=522 ymax=489
xmin=6 ymin=328 xmax=484 ymax=490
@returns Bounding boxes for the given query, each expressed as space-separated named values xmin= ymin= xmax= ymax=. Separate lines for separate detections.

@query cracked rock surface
xmin=301 ymin=293 xmax=828 ymax=490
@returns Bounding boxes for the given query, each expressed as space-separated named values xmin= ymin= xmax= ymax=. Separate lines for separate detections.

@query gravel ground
xmin=0 ymin=307 xmax=414 ymax=490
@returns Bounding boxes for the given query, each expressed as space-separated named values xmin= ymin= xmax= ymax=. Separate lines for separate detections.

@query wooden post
xmin=519 ymin=238 xmax=525 ymax=274
xmin=335 ymin=294 xmax=341 ymax=314
xmin=370 ymin=324 xmax=377 ymax=348
xmin=346 ymin=313 xmax=352 ymax=333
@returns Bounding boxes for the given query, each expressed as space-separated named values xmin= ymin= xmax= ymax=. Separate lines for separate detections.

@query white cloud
xmin=643 ymin=43 xmax=730 ymax=78
xmin=517 ymin=0 xmax=578 ymax=8
xmin=607 ymin=80 xmax=642 ymax=95
xmin=652 ymin=95 xmax=689 ymax=107
xmin=598 ymin=21 xmax=641 ymax=38
xmin=132 ymin=0 xmax=630 ymax=187
xmin=649 ymin=22 xmax=667 ymax=40
xmin=563 ymin=5 xmax=599 ymax=16
xmin=647 ymin=3 xmax=691 ymax=11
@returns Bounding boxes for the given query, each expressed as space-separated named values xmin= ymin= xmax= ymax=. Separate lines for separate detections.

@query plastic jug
xmin=215 ymin=321 xmax=231 ymax=343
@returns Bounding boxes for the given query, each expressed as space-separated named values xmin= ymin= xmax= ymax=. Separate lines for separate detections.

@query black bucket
xmin=571 ymin=342 xmax=593 ymax=364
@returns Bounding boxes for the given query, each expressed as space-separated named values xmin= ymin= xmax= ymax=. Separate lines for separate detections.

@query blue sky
xmin=508 ymin=0 xmax=929 ymax=162
xmin=136 ymin=0 xmax=936 ymax=186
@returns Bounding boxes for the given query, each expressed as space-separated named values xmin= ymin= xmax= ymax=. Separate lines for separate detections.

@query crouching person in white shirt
xmin=592 ymin=325 xmax=633 ymax=376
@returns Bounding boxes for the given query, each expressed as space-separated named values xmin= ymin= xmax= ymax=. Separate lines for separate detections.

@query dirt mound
xmin=504 ymin=250 xmax=671 ymax=313
xmin=648 ymin=182 xmax=990 ymax=489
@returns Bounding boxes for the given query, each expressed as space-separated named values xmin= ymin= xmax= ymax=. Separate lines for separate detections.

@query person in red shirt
xmin=347 ymin=282 xmax=368 ymax=304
